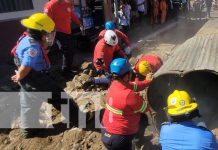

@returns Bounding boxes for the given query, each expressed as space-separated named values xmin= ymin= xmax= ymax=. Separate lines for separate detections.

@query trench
xmin=147 ymin=70 xmax=218 ymax=130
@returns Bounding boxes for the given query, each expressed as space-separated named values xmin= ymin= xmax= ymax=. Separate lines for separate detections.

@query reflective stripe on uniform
xmin=106 ymin=103 xmax=123 ymax=115
xmin=133 ymin=82 xmax=137 ymax=92
xmin=134 ymin=101 xmax=147 ymax=113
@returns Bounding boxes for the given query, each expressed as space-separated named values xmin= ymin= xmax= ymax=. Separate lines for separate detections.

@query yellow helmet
xmin=21 ymin=13 xmax=55 ymax=33
xmin=138 ymin=60 xmax=152 ymax=76
xmin=167 ymin=90 xmax=198 ymax=116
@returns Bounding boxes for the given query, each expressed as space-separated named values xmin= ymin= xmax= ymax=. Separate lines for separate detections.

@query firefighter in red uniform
xmin=99 ymin=21 xmax=131 ymax=56
xmin=83 ymin=46 xmax=153 ymax=91
xmin=160 ymin=0 xmax=167 ymax=24
xmin=101 ymin=58 xmax=152 ymax=150
xmin=135 ymin=54 xmax=163 ymax=76
xmin=44 ymin=0 xmax=82 ymax=75
xmin=94 ymin=30 xmax=126 ymax=73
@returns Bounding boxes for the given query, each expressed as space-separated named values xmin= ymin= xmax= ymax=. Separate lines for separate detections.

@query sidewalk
xmin=127 ymin=17 xmax=177 ymax=49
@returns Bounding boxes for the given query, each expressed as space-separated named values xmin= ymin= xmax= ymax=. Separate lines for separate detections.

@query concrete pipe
xmin=147 ymin=34 xmax=218 ymax=130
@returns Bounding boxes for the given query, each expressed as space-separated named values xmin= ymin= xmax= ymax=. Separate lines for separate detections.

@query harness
xmin=11 ymin=32 xmax=27 ymax=57
xmin=11 ymin=32 xmax=50 ymax=69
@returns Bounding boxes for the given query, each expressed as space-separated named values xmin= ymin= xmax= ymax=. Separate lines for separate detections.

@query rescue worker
xmin=11 ymin=13 xmax=64 ymax=138
xmin=101 ymin=58 xmax=151 ymax=150
xmin=134 ymin=54 xmax=163 ymax=76
xmin=44 ymin=0 xmax=83 ymax=76
xmin=160 ymin=90 xmax=218 ymax=150
xmin=83 ymin=53 xmax=154 ymax=91
xmin=98 ymin=21 xmax=131 ymax=56
xmin=160 ymin=0 xmax=168 ymax=24
xmin=94 ymin=30 xmax=126 ymax=73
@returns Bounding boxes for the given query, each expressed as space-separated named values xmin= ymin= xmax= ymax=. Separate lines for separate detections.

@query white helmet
xmin=104 ymin=30 xmax=118 ymax=46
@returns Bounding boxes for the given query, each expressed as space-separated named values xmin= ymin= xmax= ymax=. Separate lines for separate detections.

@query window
xmin=0 ymin=0 xmax=34 ymax=13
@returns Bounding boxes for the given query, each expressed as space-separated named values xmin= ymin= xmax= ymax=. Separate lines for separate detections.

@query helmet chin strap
xmin=121 ymin=72 xmax=131 ymax=83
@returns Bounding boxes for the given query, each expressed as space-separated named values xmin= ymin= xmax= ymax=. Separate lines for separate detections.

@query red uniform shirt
xmin=93 ymin=39 xmax=125 ymax=71
xmin=135 ymin=54 xmax=163 ymax=73
xmin=44 ymin=0 xmax=81 ymax=34
xmin=102 ymin=80 xmax=149 ymax=135
xmin=129 ymin=77 xmax=151 ymax=92
xmin=99 ymin=29 xmax=130 ymax=46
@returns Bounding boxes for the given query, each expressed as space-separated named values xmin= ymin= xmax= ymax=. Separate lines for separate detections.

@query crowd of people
xmin=116 ymin=0 xmax=214 ymax=34
xmin=9 ymin=0 xmax=218 ymax=149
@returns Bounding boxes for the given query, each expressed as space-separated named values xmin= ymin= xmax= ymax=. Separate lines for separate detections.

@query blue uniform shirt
xmin=160 ymin=121 xmax=218 ymax=150
xmin=16 ymin=35 xmax=48 ymax=71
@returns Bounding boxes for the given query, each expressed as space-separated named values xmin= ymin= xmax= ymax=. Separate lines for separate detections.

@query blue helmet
xmin=105 ymin=21 xmax=115 ymax=30
xmin=110 ymin=58 xmax=131 ymax=76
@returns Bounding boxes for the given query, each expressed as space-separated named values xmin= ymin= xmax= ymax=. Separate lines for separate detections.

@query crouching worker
xmin=135 ymin=54 xmax=162 ymax=77
xmin=160 ymin=90 xmax=218 ymax=150
xmin=101 ymin=58 xmax=151 ymax=150
xmin=99 ymin=21 xmax=131 ymax=57
xmin=11 ymin=13 xmax=69 ymax=138
xmin=83 ymin=38 xmax=153 ymax=91
xmin=82 ymin=30 xmax=126 ymax=89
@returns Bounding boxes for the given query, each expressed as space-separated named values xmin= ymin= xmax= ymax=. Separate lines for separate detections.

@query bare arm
xmin=11 ymin=65 xmax=31 ymax=82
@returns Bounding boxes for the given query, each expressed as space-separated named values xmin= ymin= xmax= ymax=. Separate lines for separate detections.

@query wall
xmin=0 ymin=0 xmax=47 ymax=64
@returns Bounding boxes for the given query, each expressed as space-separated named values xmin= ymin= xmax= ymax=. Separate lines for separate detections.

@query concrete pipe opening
xmin=147 ymin=70 xmax=218 ymax=130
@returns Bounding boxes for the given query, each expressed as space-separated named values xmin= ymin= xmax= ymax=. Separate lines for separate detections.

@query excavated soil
xmin=1 ymin=19 xmax=218 ymax=150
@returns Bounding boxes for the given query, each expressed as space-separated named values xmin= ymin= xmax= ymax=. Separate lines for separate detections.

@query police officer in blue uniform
xmin=11 ymin=13 xmax=65 ymax=138
xmin=159 ymin=90 xmax=218 ymax=150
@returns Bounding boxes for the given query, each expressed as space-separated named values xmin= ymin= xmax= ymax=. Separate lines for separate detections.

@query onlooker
xmin=160 ymin=90 xmax=218 ymax=150
xmin=44 ymin=0 xmax=82 ymax=76
xmin=123 ymin=0 xmax=132 ymax=26
xmin=193 ymin=0 xmax=203 ymax=20
xmin=172 ymin=0 xmax=181 ymax=20
xmin=160 ymin=0 xmax=168 ymax=24
xmin=205 ymin=0 xmax=213 ymax=18
xmin=118 ymin=5 xmax=130 ymax=34
xmin=154 ymin=0 xmax=159 ymax=23
xmin=136 ymin=0 xmax=145 ymax=21
xmin=182 ymin=0 xmax=189 ymax=19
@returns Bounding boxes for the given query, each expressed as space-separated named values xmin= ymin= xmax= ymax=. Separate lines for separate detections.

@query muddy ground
xmin=0 ymin=19 xmax=218 ymax=150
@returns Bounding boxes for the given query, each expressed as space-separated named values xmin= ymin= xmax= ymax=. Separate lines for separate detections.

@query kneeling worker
xmin=101 ymin=58 xmax=151 ymax=150
xmin=134 ymin=54 xmax=163 ymax=77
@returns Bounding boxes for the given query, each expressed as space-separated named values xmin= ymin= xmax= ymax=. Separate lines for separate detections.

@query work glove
xmin=96 ymin=69 xmax=105 ymax=76
xmin=124 ymin=46 xmax=132 ymax=59
xmin=82 ymin=78 xmax=94 ymax=90
xmin=96 ymin=58 xmax=104 ymax=66
xmin=146 ymin=73 xmax=153 ymax=81
xmin=124 ymin=46 xmax=131 ymax=55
